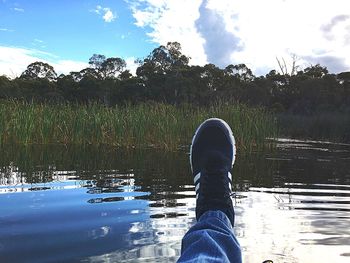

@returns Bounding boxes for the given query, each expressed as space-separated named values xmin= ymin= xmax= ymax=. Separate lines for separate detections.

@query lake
xmin=1 ymin=139 xmax=350 ymax=263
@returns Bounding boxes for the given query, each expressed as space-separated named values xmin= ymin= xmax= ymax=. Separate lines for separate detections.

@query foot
xmin=190 ymin=118 xmax=236 ymax=226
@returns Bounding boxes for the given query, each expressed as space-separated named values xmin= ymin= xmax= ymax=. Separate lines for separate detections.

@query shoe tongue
xmin=204 ymin=151 xmax=230 ymax=173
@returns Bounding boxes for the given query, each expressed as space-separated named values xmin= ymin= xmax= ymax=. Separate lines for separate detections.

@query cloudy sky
xmin=1 ymin=0 xmax=350 ymax=77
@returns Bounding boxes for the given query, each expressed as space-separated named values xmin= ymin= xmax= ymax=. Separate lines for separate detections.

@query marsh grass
xmin=0 ymin=100 xmax=277 ymax=151
xmin=277 ymin=113 xmax=350 ymax=143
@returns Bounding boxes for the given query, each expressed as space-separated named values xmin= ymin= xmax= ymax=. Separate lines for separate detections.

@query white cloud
xmin=196 ymin=0 xmax=242 ymax=68
xmin=54 ymin=60 xmax=88 ymax=75
xmin=94 ymin=5 xmax=103 ymax=14
xmin=32 ymin=39 xmax=46 ymax=48
xmin=125 ymin=57 xmax=139 ymax=75
xmin=13 ymin=7 xmax=24 ymax=12
xmin=0 ymin=28 xmax=13 ymax=32
xmin=0 ymin=46 xmax=88 ymax=78
xmin=93 ymin=5 xmax=117 ymax=23
xmin=128 ymin=0 xmax=350 ymax=74
xmin=129 ymin=0 xmax=207 ymax=65
xmin=103 ymin=10 xmax=116 ymax=22
xmin=220 ymin=0 xmax=350 ymax=74
xmin=0 ymin=46 xmax=139 ymax=78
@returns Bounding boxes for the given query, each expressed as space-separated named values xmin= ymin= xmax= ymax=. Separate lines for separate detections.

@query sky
xmin=1 ymin=0 xmax=350 ymax=78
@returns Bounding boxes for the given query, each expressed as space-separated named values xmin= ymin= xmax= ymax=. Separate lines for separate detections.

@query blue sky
xmin=0 ymin=0 xmax=156 ymax=63
xmin=1 ymin=0 xmax=350 ymax=77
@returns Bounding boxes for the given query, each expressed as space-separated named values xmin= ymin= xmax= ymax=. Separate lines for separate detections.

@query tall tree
xmin=303 ymin=64 xmax=328 ymax=78
xmin=20 ymin=62 xmax=57 ymax=81
xmin=224 ymin=64 xmax=255 ymax=82
xmin=136 ymin=42 xmax=190 ymax=78
xmin=88 ymin=54 xmax=106 ymax=70
xmin=100 ymin=57 xmax=126 ymax=79
xmin=88 ymin=54 xmax=126 ymax=79
xmin=70 ymin=68 xmax=100 ymax=82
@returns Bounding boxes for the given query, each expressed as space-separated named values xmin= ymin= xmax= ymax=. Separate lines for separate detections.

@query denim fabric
xmin=178 ymin=210 xmax=242 ymax=263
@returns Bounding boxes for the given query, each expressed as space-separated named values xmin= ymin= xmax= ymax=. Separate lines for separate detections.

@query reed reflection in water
xmin=0 ymin=140 xmax=350 ymax=262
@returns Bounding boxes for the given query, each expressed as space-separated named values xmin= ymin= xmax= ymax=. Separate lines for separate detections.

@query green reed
xmin=0 ymin=100 xmax=277 ymax=152
xmin=277 ymin=112 xmax=350 ymax=143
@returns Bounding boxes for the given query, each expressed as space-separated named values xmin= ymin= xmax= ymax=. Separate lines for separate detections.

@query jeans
xmin=178 ymin=210 xmax=242 ymax=263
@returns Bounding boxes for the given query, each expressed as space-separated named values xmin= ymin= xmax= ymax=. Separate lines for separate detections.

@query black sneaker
xmin=190 ymin=118 xmax=236 ymax=226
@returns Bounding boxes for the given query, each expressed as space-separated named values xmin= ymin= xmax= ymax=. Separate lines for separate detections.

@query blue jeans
xmin=178 ymin=210 xmax=242 ymax=263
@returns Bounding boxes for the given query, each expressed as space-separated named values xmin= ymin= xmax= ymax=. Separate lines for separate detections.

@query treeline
xmin=1 ymin=42 xmax=350 ymax=114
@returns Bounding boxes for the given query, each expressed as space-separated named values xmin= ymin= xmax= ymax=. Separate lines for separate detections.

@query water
xmin=0 ymin=139 xmax=349 ymax=263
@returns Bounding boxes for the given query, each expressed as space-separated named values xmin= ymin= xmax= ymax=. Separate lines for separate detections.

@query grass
xmin=0 ymin=100 xmax=277 ymax=152
xmin=277 ymin=113 xmax=350 ymax=143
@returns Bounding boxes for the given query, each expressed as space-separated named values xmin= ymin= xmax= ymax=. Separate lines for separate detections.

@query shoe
xmin=190 ymin=118 xmax=236 ymax=226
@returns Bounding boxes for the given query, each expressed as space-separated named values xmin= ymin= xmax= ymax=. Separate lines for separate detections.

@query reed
xmin=0 ymin=100 xmax=277 ymax=152
xmin=277 ymin=113 xmax=350 ymax=142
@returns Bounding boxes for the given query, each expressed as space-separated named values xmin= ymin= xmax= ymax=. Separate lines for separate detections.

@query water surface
xmin=0 ymin=140 xmax=350 ymax=262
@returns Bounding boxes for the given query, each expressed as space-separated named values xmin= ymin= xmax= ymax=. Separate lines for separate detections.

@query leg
xmin=178 ymin=118 xmax=242 ymax=262
xmin=178 ymin=210 xmax=241 ymax=263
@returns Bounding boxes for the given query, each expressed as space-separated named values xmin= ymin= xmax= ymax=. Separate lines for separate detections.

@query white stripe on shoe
xmin=195 ymin=183 xmax=200 ymax=193
xmin=228 ymin=172 xmax=232 ymax=182
xmin=194 ymin=171 xmax=232 ymax=193
xmin=194 ymin=172 xmax=201 ymax=184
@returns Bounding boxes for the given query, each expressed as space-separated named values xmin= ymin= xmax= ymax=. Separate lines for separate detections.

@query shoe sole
xmin=190 ymin=118 xmax=236 ymax=173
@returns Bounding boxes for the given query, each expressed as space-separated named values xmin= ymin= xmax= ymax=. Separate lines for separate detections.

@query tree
xmin=337 ymin=71 xmax=350 ymax=83
xmin=303 ymin=64 xmax=328 ymax=78
xmin=136 ymin=42 xmax=190 ymax=78
xmin=56 ymin=74 xmax=79 ymax=101
xmin=0 ymin=75 xmax=13 ymax=99
xmin=100 ymin=57 xmax=126 ymax=79
xmin=166 ymin=42 xmax=190 ymax=68
xmin=70 ymin=68 xmax=100 ymax=82
xmin=88 ymin=54 xmax=126 ymax=79
xmin=224 ymin=64 xmax=255 ymax=82
xmin=88 ymin=54 xmax=106 ymax=70
xmin=20 ymin=62 xmax=57 ymax=81
xmin=119 ymin=70 xmax=132 ymax=80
